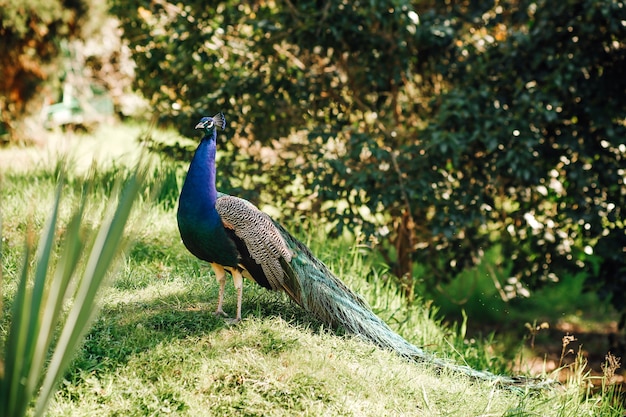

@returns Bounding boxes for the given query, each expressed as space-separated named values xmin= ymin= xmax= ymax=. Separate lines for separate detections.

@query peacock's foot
xmin=225 ymin=317 xmax=241 ymax=325
xmin=213 ymin=309 xmax=228 ymax=318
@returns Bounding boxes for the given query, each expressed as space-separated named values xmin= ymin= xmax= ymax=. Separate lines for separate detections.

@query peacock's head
xmin=195 ymin=113 xmax=227 ymax=136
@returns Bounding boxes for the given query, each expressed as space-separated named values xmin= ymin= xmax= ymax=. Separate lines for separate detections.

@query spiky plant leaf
xmin=34 ymin=170 xmax=144 ymax=416
xmin=0 ymin=166 xmax=145 ymax=417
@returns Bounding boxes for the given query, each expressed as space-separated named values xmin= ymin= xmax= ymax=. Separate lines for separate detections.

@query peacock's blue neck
xmin=179 ymin=132 xmax=220 ymax=221
xmin=177 ymin=130 xmax=240 ymax=266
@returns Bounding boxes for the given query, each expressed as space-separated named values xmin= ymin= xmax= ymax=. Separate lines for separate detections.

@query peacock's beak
xmin=195 ymin=121 xmax=207 ymax=130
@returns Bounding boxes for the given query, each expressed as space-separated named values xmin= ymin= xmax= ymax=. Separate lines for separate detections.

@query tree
xmin=112 ymin=0 xmax=625 ymax=321
xmin=416 ymin=0 xmax=626 ymax=311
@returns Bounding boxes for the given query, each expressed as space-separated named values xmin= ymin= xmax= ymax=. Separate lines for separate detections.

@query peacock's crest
xmin=212 ymin=112 xmax=227 ymax=130
xmin=194 ymin=113 xmax=227 ymax=131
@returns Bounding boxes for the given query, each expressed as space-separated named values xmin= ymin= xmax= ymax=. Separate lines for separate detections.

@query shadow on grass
xmin=66 ymin=284 xmax=328 ymax=382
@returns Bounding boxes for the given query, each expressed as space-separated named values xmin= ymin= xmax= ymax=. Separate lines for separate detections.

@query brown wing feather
xmin=215 ymin=195 xmax=295 ymax=295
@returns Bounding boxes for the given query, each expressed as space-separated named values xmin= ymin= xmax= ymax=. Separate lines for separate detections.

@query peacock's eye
xmin=207 ymin=120 xmax=214 ymax=128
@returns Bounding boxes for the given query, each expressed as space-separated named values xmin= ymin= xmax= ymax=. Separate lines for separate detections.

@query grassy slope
xmin=1 ymin=125 xmax=623 ymax=416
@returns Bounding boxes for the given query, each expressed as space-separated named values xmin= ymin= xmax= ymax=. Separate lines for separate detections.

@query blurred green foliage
xmin=110 ymin=0 xmax=625 ymax=319
xmin=417 ymin=0 xmax=625 ymax=312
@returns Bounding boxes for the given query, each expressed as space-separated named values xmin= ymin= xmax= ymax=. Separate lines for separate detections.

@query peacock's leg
xmin=229 ymin=269 xmax=244 ymax=324
xmin=211 ymin=263 xmax=228 ymax=317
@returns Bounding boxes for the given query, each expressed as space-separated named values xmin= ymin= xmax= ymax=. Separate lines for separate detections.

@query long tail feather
xmin=276 ymin=222 xmax=554 ymax=389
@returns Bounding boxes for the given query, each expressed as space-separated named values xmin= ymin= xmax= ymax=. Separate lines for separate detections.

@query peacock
xmin=177 ymin=113 xmax=553 ymax=389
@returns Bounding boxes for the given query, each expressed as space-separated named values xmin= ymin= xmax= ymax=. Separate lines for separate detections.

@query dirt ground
xmin=528 ymin=319 xmax=625 ymax=385
xmin=469 ymin=316 xmax=625 ymax=405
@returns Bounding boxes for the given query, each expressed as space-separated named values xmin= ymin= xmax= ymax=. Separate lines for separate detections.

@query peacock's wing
xmin=215 ymin=194 xmax=302 ymax=304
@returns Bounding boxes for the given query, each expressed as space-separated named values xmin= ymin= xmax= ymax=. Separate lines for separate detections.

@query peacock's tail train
xmin=275 ymin=221 xmax=554 ymax=389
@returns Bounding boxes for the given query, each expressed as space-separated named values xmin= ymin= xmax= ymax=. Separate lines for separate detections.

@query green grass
xmin=1 ymin=123 xmax=624 ymax=416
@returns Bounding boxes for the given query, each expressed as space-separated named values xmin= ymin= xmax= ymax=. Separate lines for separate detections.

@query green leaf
xmin=34 ymin=169 xmax=145 ymax=416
